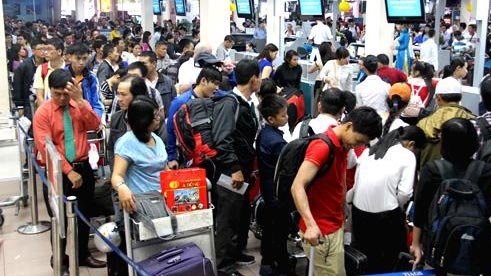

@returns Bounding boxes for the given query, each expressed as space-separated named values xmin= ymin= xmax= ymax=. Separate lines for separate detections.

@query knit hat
xmin=389 ymin=82 xmax=411 ymax=102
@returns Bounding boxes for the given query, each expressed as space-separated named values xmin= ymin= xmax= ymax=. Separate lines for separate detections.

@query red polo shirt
xmin=299 ymin=127 xmax=349 ymax=235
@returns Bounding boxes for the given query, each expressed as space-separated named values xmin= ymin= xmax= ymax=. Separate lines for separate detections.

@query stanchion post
xmin=66 ymin=196 xmax=79 ymax=276
xmin=124 ymin=211 xmax=134 ymax=276
xmin=52 ymin=216 xmax=62 ymax=276
xmin=17 ymin=138 xmax=51 ymax=235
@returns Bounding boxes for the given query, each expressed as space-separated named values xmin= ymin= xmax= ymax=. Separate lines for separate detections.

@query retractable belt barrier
xmin=17 ymin=124 xmax=149 ymax=276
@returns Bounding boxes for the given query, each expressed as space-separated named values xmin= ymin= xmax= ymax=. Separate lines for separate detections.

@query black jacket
xmin=154 ymin=73 xmax=177 ymax=118
xmin=212 ymin=92 xmax=258 ymax=177
xmin=12 ymin=57 xmax=38 ymax=107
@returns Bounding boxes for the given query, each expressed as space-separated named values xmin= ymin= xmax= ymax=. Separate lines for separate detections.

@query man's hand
xmin=118 ymin=185 xmax=136 ymax=213
xmin=65 ymin=80 xmax=84 ymax=105
xmin=231 ymin=170 xmax=244 ymax=189
xmin=303 ymin=224 xmax=322 ymax=246
xmin=167 ymin=160 xmax=179 ymax=170
xmin=409 ymin=243 xmax=422 ymax=270
xmin=67 ymin=170 xmax=83 ymax=189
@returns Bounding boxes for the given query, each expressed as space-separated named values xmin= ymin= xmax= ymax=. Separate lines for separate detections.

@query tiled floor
xmin=0 ymin=123 xmax=308 ymax=276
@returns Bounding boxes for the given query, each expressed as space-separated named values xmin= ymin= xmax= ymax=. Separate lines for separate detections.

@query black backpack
xmin=273 ymin=134 xmax=334 ymax=213
xmin=298 ymin=117 xmax=315 ymax=138
xmin=476 ymin=117 xmax=491 ymax=162
xmin=425 ymin=159 xmax=491 ymax=275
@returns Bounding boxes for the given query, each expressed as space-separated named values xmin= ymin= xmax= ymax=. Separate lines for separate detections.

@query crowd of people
xmin=5 ymin=11 xmax=491 ymax=276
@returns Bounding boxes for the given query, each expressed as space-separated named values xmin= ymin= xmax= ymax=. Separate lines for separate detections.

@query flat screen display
xmin=153 ymin=0 xmax=161 ymax=14
xmin=175 ymin=0 xmax=186 ymax=16
xmin=236 ymin=0 xmax=253 ymax=18
xmin=385 ymin=0 xmax=425 ymax=23
xmin=298 ymin=0 xmax=324 ymax=16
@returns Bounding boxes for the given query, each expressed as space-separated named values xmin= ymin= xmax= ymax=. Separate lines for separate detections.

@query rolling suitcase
xmin=137 ymin=242 xmax=215 ymax=276
xmin=345 ymin=245 xmax=367 ymax=276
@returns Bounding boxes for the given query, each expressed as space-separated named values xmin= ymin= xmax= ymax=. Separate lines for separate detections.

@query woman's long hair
xmin=369 ymin=125 xmax=427 ymax=160
xmin=127 ymin=95 xmax=159 ymax=143
xmin=382 ymin=94 xmax=409 ymax=137
xmin=255 ymin=43 xmax=279 ymax=62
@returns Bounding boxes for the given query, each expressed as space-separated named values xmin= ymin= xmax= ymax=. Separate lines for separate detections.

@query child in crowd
xmin=256 ymin=94 xmax=292 ymax=276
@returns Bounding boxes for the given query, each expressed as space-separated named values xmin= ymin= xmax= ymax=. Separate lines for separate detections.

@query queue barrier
xmin=15 ymin=121 xmax=150 ymax=276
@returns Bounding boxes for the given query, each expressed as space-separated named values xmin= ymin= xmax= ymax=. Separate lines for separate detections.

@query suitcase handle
xmin=156 ymin=248 xmax=184 ymax=262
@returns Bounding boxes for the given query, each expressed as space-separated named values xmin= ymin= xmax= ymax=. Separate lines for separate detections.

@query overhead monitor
xmin=153 ymin=0 xmax=161 ymax=15
xmin=236 ymin=0 xmax=253 ymax=19
xmin=175 ymin=0 xmax=186 ymax=16
xmin=384 ymin=0 xmax=425 ymax=23
xmin=298 ymin=0 xmax=324 ymax=16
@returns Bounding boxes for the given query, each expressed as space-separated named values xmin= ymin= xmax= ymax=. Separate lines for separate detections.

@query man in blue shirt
xmin=254 ymin=21 xmax=267 ymax=40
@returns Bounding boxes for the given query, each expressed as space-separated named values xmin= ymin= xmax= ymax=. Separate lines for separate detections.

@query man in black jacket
xmin=12 ymin=40 xmax=45 ymax=120
xmin=212 ymin=59 xmax=261 ymax=276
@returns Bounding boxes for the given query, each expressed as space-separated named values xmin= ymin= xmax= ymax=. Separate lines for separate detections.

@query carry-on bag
xmin=137 ymin=242 xmax=215 ymax=276
xmin=344 ymin=245 xmax=367 ymax=276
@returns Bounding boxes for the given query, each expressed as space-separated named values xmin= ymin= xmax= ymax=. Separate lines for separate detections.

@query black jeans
xmin=43 ymin=160 xmax=96 ymax=263
xmin=351 ymin=205 xmax=407 ymax=274
xmin=215 ymin=185 xmax=251 ymax=272
xmin=261 ymin=201 xmax=291 ymax=273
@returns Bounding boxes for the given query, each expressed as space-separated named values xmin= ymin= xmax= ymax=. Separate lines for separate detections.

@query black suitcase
xmin=345 ymin=245 xmax=367 ymax=276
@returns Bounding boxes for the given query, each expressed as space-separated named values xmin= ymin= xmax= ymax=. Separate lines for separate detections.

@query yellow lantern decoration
xmin=339 ymin=1 xmax=350 ymax=12
xmin=230 ymin=2 xmax=237 ymax=12
xmin=466 ymin=2 xmax=472 ymax=12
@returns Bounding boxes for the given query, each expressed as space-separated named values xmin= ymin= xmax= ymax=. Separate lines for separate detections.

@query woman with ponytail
xmin=380 ymin=82 xmax=412 ymax=137
xmin=347 ymin=125 xmax=427 ymax=273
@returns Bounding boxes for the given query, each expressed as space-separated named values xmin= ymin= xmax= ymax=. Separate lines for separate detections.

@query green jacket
xmin=417 ymin=103 xmax=475 ymax=168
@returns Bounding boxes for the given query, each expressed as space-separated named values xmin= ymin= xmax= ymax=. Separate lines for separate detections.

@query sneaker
xmin=236 ymin=253 xmax=255 ymax=265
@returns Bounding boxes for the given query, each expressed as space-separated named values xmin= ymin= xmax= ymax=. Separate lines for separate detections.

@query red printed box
xmin=160 ymin=168 xmax=208 ymax=213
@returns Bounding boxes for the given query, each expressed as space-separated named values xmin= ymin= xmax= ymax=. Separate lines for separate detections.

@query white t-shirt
xmin=178 ymin=58 xmax=202 ymax=87
xmin=419 ymin=38 xmax=438 ymax=71
xmin=355 ymin=75 xmax=391 ymax=113
xmin=349 ymin=143 xmax=415 ymax=213
xmin=308 ymin=22 xmax=333 ymax=45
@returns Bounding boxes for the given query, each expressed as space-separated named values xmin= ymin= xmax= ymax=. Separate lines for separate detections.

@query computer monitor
xmin=236 ymin=0 xmax=253 ymax=19
xmin=153 ymin=0 xmax=161 ymax=15
xmin=174 ymin=0 xmax=186 ymax=16
xmin=384 ymin=0 xmax=425 ymax=23
xmin=298 ymin=0 xmax=325 ymax=17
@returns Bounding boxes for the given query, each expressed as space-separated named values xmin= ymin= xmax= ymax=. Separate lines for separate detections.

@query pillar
xmin=364 ymin=0 xmax=394 ymax=62
xmin=141 ymin=0 xmax=155 ymax=33
xmin=472 ymin=0 xmax=489 ymax=86
xmin=52 ymin=0 xmax=62 ymax=24
xmin=200 ymin=0 xmax=230 ymax=53
xmin=75 ymin=0 xmax=85 ymax=21
xmin=0 ymin=0 xmax=9 ymax=117
xmin=266 ymin=0 xmax=284 ymax=66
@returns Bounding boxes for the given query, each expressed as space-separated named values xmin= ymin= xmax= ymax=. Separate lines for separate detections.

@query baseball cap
xmin=435 ymin=77 xmax=462 ymax=95
xmin=389 ymin=82 xmax=412 ymax=102
xmin=195 ymin=52 xmax=223 ymax=68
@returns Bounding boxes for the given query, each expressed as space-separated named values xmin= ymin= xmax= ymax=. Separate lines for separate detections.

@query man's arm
xmin=87 ymin=75 xmax=104 ymax=118
xmin=212 ymin=96 xmax=241 ymax=172
xmin=12 ymin=64 xmax=26 ymax=108
xmin=291 ymin=160 xmax=322 ymax=245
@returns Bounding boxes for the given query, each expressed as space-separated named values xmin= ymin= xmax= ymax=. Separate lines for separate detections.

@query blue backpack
xmin=425 ymin=159 xmax=491 ymax=275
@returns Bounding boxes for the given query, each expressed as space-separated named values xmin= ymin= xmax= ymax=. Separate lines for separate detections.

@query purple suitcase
xmin=138 ymin=242 xmax=215 ymax=276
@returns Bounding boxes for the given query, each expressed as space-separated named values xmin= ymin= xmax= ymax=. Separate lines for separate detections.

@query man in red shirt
xmin=376 ymin=54 xmax=408 ymax=85
xmin=291 ymin=106 xmax=382 ymax=275
xmin=33 ymin=69 xmax=104 ymax=274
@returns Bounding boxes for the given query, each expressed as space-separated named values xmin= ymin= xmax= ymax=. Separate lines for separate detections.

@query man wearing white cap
xmin=417 ymin=74 xmax=475 ymax=168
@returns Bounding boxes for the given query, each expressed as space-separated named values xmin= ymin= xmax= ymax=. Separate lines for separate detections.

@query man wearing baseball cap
xmin=416 ymin=76 xmax=475 ymax=168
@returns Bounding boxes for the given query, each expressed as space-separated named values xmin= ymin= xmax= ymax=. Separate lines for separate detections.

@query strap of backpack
xmin=463 ymin=160 xmax=486 ymax=184
xmin=299 ymin=118 xmax=312 ymax=138
xmin=313 ymin=134 xmax=335 ymax=174
xmin=477 ymin=117 xmax=491 ymax=141
xmin=434 ymin=159 xmax=455 ymax=181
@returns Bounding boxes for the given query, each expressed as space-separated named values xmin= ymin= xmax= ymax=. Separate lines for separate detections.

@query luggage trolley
xmin=123 ymin=180 xmax=216 ymax=276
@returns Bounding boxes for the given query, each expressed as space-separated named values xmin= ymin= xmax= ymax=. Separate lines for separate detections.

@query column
xmin=52 ymin=0 xmax=62 ymax=24
xmin=472 ymin=0 xmax=489 ymax=86
xmin=266 ymin=0 xmax=284 ymax=62
xmin=141 ymin=0 xmax=155 ymax=33
xmin=0 ymin=0 xmax=10 ymax=116
xmin=75 ymin=0 xmax=85 ymax=21
xmin=364 ymin=0 xmax=394 ymax=62
xmin=200 ymin=0 xmax=230 ymax=52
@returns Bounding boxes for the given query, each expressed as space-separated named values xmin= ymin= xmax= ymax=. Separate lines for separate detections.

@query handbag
xmin=402 ymin=83 xmax=425 ymax=118
xmin=132 ymin=191 xmax=177 ymax=239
